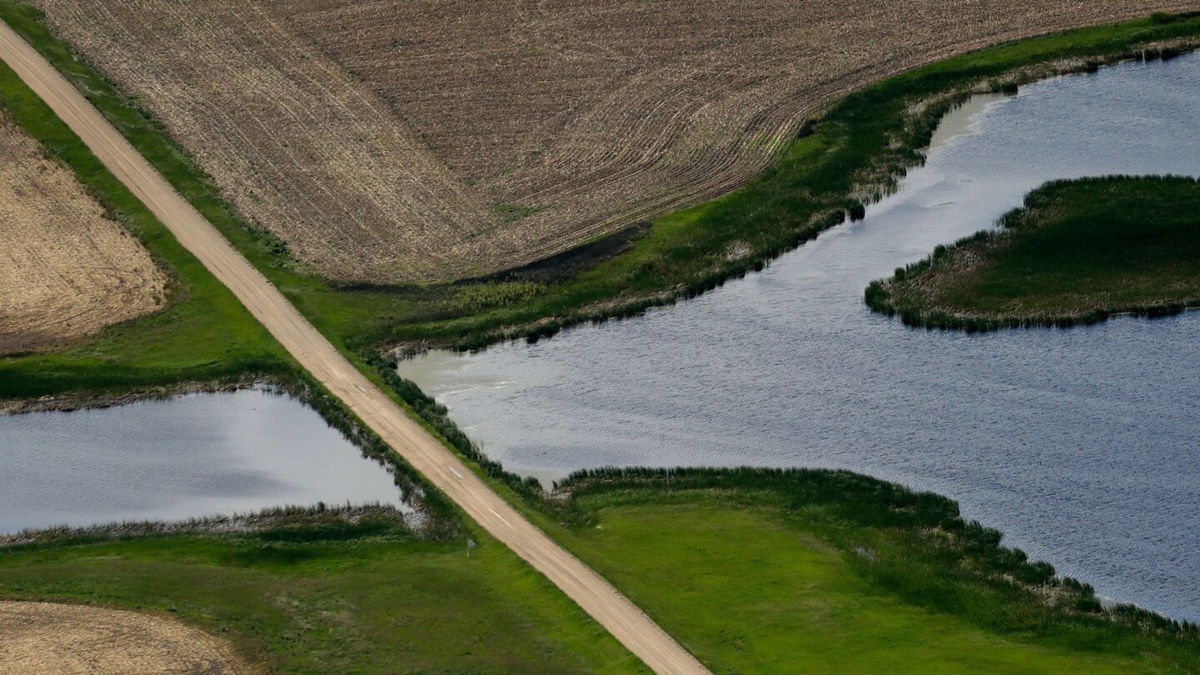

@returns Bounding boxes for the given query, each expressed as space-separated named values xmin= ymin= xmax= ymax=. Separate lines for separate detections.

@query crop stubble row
xmin=27 ymin=0 xmax=1199 ymax=284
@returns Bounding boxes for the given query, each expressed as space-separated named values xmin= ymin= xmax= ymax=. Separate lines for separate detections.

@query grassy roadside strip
xmin=865 ymin=175 xmax=1200 ymax=330
xmin=2 ymin=4 xmax=1199 ymax=373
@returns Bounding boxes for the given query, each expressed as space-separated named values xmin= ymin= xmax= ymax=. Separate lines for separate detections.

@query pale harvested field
xmin=0 ymin=601 xmax=248 ymax=674
xmin=28 ymin=0 xmax=1198 ymax=284
xmin=0 ymin=113 xmax=165 ymax=354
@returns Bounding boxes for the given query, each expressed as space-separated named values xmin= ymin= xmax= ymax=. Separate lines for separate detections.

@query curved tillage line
xmin=31 ymin=0 xmax=1200 ymax=284
xmin=39 ymin=0 xmax=496 ymax=283
xmin=0 ymin=20 xmax=708 ymax=675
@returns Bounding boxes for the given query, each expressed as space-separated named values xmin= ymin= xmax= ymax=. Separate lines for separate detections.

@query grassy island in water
xmin=867 ymin=176 xmax=1200 ymax=330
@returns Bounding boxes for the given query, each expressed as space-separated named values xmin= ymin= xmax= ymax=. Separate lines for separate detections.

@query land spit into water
xmin=866 ymin=175 xmax=1200 ymax=330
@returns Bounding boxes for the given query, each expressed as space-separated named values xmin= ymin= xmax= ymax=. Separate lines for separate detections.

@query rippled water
xmin=399 ymin=54 xmax=1200 ymax=621
xmin=0 ymin=388 xmax=403 ymax=533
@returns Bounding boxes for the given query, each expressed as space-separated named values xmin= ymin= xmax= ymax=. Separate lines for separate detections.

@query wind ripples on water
xmin=400 ymin=54 xmax=1200 ymax=621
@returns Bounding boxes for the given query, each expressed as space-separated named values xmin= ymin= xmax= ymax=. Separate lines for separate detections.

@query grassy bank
xmin=1 ymin=3 xmax=1198 ymax=374
xmin=3 ymin=470 xmax=1196 ymax=672
xmin=865 ymin=176 xmax=1200 ymax=330
xmin=548 ymin=469 xmax=1199 ymax=673
xmin=0 ymin=506 xmax=641 ymax=673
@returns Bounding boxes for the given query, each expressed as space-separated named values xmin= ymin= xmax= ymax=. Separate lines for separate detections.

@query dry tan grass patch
xmin=0 ymin=601 xmax=249 ymax=674
xmin=0 ymin=113 xmax=165 ymax=354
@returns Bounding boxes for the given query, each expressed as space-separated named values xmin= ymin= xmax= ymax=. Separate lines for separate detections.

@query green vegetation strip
xmin=3 ymin=470 xmax=1196 ymax=672
xmin=866 ymin=176 xmax=1200 ymax=330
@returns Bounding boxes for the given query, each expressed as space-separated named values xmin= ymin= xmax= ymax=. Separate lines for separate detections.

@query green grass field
xmin=550 ymin=470 xmax=1199 ymax=673
xmin=0 ymin=510 xmax=640 ymax=673
xmin=866 ymin=176 xmax=1200 ymax=329
xmin=3 ymin=471 xmax=1196 ymax=672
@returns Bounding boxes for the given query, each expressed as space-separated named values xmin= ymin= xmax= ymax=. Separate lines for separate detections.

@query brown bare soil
xmin=0 ymin=113 xmax=165 ymax=355
xmin=27 ymin=1 xmax=1196 ymax=285
xmin=0 ymin=601 xmax=250 ymax=674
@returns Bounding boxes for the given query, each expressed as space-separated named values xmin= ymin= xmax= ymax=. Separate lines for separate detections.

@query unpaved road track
xmin=0 ymin=21 xmax=706 ymax=675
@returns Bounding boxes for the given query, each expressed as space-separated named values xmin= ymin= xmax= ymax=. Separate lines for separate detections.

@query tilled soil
xmin=26 ymin=1 xmax=1199 ymax=283
xmin=0 ymin=602 xmax=249 ymax=674
xmin=0 ymin=112 xmax=165 ymax=354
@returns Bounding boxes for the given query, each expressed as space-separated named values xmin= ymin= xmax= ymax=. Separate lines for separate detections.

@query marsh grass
xmin=0 ymin=503 xmax=410 ymax=550
xmin=866 ymin=175 xmax=1200 ymax=330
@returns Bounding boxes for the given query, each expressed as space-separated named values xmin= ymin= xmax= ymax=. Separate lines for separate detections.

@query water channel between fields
xmin=0 ymin=388 xmax=405 ymax=533
xmin=399 ymin=53 xmax=1200 ymax=621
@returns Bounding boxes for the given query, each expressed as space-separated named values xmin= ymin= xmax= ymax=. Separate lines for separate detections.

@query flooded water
xmin=0 ymin=388 xmax=404 ymax=533
xmin=399 ymin=54 xmax=1200 ymax=621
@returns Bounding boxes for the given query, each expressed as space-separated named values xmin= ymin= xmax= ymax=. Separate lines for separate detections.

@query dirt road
xmin=0 ymin=21 xmax=706 ymax=675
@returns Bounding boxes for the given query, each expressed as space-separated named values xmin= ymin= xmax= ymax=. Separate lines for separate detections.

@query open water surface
xmin=0 ymin=388 xmax=404 ymax=533
xmin=399 ymin=54 xmax=1200 ymax=621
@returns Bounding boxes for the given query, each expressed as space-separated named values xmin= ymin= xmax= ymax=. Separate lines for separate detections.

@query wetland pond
xmin=400 ymin=54 xmax=1200 ymax=621
xmin=0 ymin=387 xmax=404 ymax=533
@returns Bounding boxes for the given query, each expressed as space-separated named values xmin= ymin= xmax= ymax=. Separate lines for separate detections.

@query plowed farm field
xmin=0 ymin=112 xmax=165 ymax=354
xmin=28 ymin=0 xmax=1197 ymax=284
